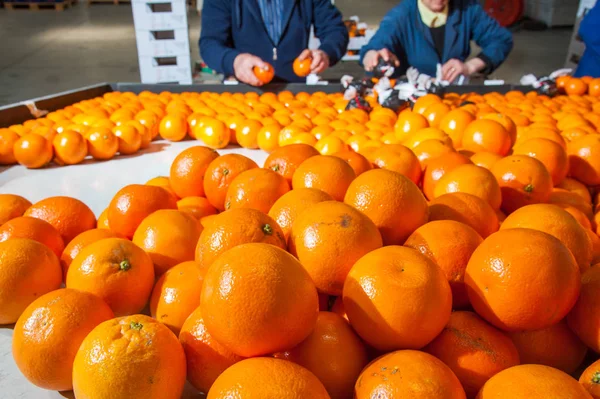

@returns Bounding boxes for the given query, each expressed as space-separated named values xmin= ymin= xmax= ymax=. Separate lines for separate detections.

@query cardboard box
xmin=135 ymin=28 xmax=190 ymax=57
xmin=132 ymin=0 xmax=188 ymax=31
xmin=139 ymin=54 xmax=193 ymax=84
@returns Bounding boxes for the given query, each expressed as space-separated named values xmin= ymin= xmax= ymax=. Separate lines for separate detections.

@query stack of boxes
xmin=132 ymin=0 xmax=193 ymax=85
xmin=564 ymin=0 xmax=597 ymax=70
xmin=524 ymin=0 xmax=579 ymax=27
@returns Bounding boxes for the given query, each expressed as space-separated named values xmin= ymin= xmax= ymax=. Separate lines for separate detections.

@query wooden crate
xmin=5 ymin=0 xmax=76 ymax=10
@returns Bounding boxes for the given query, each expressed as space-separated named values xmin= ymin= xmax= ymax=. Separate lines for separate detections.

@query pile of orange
xmin=3 ymin=80 xmax=600 ymax=398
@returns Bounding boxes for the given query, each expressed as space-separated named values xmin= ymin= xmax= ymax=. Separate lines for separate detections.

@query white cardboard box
xmin=135 ymin=28 xmax=190 ymax=57
xmin=132 ymin=0 xmax=188 ymax=31
xmin=139 ymin=54 xmax=193 ymax=84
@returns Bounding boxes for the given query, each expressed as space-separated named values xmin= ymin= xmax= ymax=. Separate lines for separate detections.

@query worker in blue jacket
xmin=574 ymin=1 xmax=600 ymax=78
xmin=360 ymin=0 xmax=513 ymax=82
xmin=200 ymin=0 xmax=349 ymax=86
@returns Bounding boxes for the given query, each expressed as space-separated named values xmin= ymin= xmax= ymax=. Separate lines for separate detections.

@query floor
xmin=0 ymin=0 xmax=573 ymax=106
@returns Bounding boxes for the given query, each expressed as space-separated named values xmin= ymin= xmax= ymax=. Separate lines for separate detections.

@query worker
xmin=360 ymin=0 xmax=513 ymax=82
xmin=574 ymin=1 xmax=600 ymax=78
xmin=200 ymin=0 xmax=349 ymax=86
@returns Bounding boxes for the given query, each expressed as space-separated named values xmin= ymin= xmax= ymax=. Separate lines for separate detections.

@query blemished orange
xmin=513 ymin=138 xmax=568 ymax=185
xmin=461 ymin=119 xmax=511 ymax=156
xmin=66 ymin=238 xmax=155 ymax=316
xmin=491 ymin=155 xmax=553 ymax=214
xmin=354 ymin=350 xmax=466 ymax=399
xmin=177 ymin=196 xmax=217 ymax=220
xmin=268 ymin=188 xmax=333 ymax=242
xmin=394 ymin=111 xmax=429 ymax=141
xmin=208 ymin=357 xmax=329 ymax=399
xmin=73 ymin=315 xmax=186 ymax=399
xmin=87 ymin=128 xmax=119 ymax=160
xmin=52 ymin=130 xmax=87 ymax=165
xmin=13 ymin=133 xmax=53 ymax=168
xmin=195 ymin=208 xmax=286 ymax=269
xmin=225 ymin=168 xmax=290 ymax=213
xmin=291 ymin=155 xmax=355 ymax=201
xmin=150 ymin=261 xmax=204 ymax=335
xmin=580 ymin=359 xmax=600 ymax=398
xmin=275 ymin=312 xmax=368 ymax=399
xmin=476 ymin=364 xmax=592 ymax=399
xmin=0 ymin=216 xmax=64 ymax=259
xmin=568 ymin=134 xmax=600 ymax=186
xmin=201 ymin=243 xmax=318 ymax=357
xmin=345 ymin=169 xmax=428 ymax=245
xmin=113 ymin=124 xmax=142 ymax=155
xmin=370 ymin=144 xmax=422 ymax=184
xmin=405 ymin=220 xmax=483 ymax=309
xmin=508 ymin=320 xmax=587 ymax=375
xmin=568 ymin=267 xmax=600 ymax=353
xmin=12 ymin=288 xmax=114 ymax=391
xmin=24 ymin=196 xmax=96 ymax=244
xmin=107 ymin=184 xmax=178 ymax=239
xmin=0 ymin=238 xmax=62 ymax=324
xmin=424 ymin=311 xmax=520 ymax=398
xmin=60 ymin=228 xmax=121 ymax=278
xmin=0 ymin=128 xmax=19 ymax=164
xmin=293 ymin=57 xmax=312 ymax=77
xmin=132 ymin=209 xmax=203 ymax=276
xmin=170 ymin=146 xmax=220 ymax=198
xmin=289 ymin=201 xmax=383 ymax=295
xmin=343 ymin=246 xmax=452 ymax=350
xmin=179 ymin=306 xmax=246 ymax=394
xmin=0 ymin=194 xmax=31 ymax=225
xmin=264 ymin=143 xmax=320 ymax=184
xmin=501 ymin=204 xmax=592 ymax=273
xmin=465 ymin=228 xmax=580 ymax=331
xmin=422 ymin=152 xmax=471 ymax=200
xmin=434 ymin=164 xmax=502 ymax=210
xmin=254 ymin=63 xmax=275 ymax=83
xmin=159 ymin=113 xmax=188 ymax=142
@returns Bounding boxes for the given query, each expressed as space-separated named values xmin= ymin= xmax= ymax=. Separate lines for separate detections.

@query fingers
xmin=310 ymin=51 xmax=322 ymax=71
xmin=312 ymin=59 xmax=328 ymax=74
xmin=380 ymin=48 xmax=391 ymax=62
xmin=298 ymin=49 xmax=312 ymax=61
xmin=242 ymin=69 xmax=263 ymax=87
xmin=249 ymin=56 xmax=267 ymax=70
xmin=442 ymin=59 xmax=459 ymax=81
xmin=364 ymin=50 xmax=379 ymax=72
xmin=234 ymin=54 xmax=264 ymax=86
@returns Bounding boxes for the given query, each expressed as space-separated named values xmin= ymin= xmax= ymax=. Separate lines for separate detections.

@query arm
xmin=579 ymin=2 xmax=600 ymax=51
xmin=359 ymin=7 xmax=404 ymax=68
xmin=312 ymin=0 xmax=349 ymax=67
xmin=199 ymin=0 xmax=240 ymax=77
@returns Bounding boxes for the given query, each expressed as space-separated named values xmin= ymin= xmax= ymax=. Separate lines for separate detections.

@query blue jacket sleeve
xmin=359 ymin=6 xmax=404 ymax=66
xmin=579 ymin=2 xmax=600 ymax=58
xmin=469 ymin=1 xmax=513 ymax=72
xmin=199 ymin=0 xmax=241 ymax=77
xmin=312 ymin=0 xmax=349 ymax=66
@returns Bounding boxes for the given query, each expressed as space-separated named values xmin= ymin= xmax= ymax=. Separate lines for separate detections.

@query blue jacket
xmin=200 ymin=0 xmax=349 ymax=83
xmin=360 ymin=0 xmax=513 ymax=77
xmin=574 ymin=2 xmax=600 ymax=78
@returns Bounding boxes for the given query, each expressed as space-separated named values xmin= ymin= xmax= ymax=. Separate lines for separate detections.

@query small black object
xmin=381 ymin=90 xmax=409 ymax=113
xmin=373 ymin=58 xmax=395 ymax=79
xmin=536 ymin=77 xmax=558 ymax=96
xmin=459 ymin=100 xmax=476 ymax=107
xmin=346 ymin=95 xmax=372 ymax=112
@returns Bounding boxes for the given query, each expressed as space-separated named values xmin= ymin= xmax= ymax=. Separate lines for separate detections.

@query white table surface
xmin=0 ymin=140 xmax=269 ymax=399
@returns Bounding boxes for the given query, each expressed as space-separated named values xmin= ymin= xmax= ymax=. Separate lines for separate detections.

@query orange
xmin=201 ymin=243 xmax=318 ymax=357
xmin=422 ymin=152 xmax=472 ymax=200
xmin=465 ymin=228 xmax=580 ymax=331
xmin=60 ymin=228 xmax=121 ymax=278
xmin=403 ymin=127 xmax=452 ymax=149
xmin=24 ymin=196 xmax=96 ymax=244
xmin=354 ymin=350 xmax=466 ymax=399
xmin=508 ymin=320 xmax=586 ymax=374
xmin=195 ymin=208 xmax=286 ymax=269
xmin=125 ymin=119 xmax=151 ymax=148
xmin=551 ymin=189 xmax=594 ymax=219
xmin=254 ymin=63 xmax=275 ymax=84
xmin=198 ymin=118 xmax=231 ymax=149
xmin=483 ymin=113 xmax=518 ymax=145
xmin=66 ymin=238 xmax=155 ymax=316
xmin=132 ymin=209 xmax=202 ymax=276
xmin=491 ymin=155 xmax=553 ymax=214
xmin=31 ymin=126 xmax=57 ymax=142
xmin=394 ymin=111 xmax=429 ymax=141
xmin=439 ymin=108 xmax=475 ymax=147
xmin=588 ymin=228 xmax=600 ymax=264
xmin=150 ymin=261 xmax=204 ymax=335
xmin=413 ymin=93 xmax=443 ymax=114
xmin=412 ymin=139 xmax=455 ymax=168
xmin=556 ymin=76 xmax=571 ymax=92
xmin=477 ymin=364 xmax=592 ymax=399
xmin=203 ymin=154 xmax=258 ymax=211
xmin=332 ymin=150 xmax=372 ymax=176
xmin=113 ymin=124 xmax=142 ymax=155
xmin=12 ymin=288 xmax=114 ymax=391
xmin=0 ymin=216 xmax=64 ymax=259
xmin=170 ymin=146 xmax=220 ymax=198
xmin=589 ymin=78 xmax=600 ymax=97
xmin=0 ymin=194 xmax=31 ymax=225
xmin=225 ymin=168 xmax=290 ymax=213
xmin=146 ymin=175 xmax=178 ymax=198
xmin=73 ymin=315 xmax=186 ymax=399
xmin=176 ymin=196 xmax=217 ymax=220
xmin=580 ymin=359 xmax=600 ymax=398
xmin=568 ymin=266 xmax=600 ymax=353
xmin=293 ymin=57 xmax=312 ymax=77
xmin=0 ymin=128 xmax=19 ymax=164
xmin=52 ymin=130 xmax=87 ymax=165
xmin=86 ymin=128 xmax=118 ymax=160
xmin=268 ymin=188 xmax=333 ymax=242
xmin=568 ymin=134 xmax=600 ymax=185
xmin=236 ymin=119 xmax=263 ymax=149
xmin=461 ymin=119 xmax=511 ymax=156
xmin=275 ymin=312 xmax=368 ymax=399
xmin=519 ymin=127 xmax=566 ymax=149
xmin=264 ymin=143 xmax=319 ymax=184
xmin=513 ymin=138 xmax=568 ymax=185
xmin=292 ymin=155 xmax=355 ymax=201
xmin=434 ymin=164 xmax=502 ymax=210
xmin=501 ymin=204 xmax=593 ymax=273
xmin=315 ymin=135 xmax=348 ymax=155
xmin=405 ymin=220 xmax=483 ymax=309
xmin=469 ymin=151 xmax=503 ymax=170
xmin=179 ymin=306 xmax=246 ymax=394
xmin=0 ymin=238 xmax=62 ymax=324
xmin=370 ymin=144 xmax=422 ymax=184
xmin=208 ymin=357 xmax=329 ymax=398
xmin=97 ymin=208 xmax=110 ymax=229
xmin=289 ymin=201 xmax=382 ymax=295
xmin=422 ymin=102 xmax=451 ymax=128
xmin=344 ymin=246 xmax=451 ymax=350
xmin=565 ymin=77 xmax=588 ymax=96
xmin=424 ymin=311 xmax=520 ymax=397
xmin=345 ymin=169 xmax=428 ymax=245
xmin=159 ymin=113 xmax=188 ymax=141
xmin=13 ymin=133 xmax=53 ymax=168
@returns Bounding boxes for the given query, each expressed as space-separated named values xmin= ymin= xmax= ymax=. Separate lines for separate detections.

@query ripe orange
xmin=470 ymin=151 xmax=503 ymax=170
xmin=394 ymin=111 xmax=429 ymax=141
xmin=568 ymin=266 xmax=600 ymax=353
xmin=568 ymin=134 xmax=600 ymax=185
xmin=14 ymin=133 xmax=53 ymax=168
xmin=343 ymin=246 xmax=452 ymax=350
xmin=113 ymin=124 xmax=142 ymax=155
xmin=87 ymin=128 xmax=119 ymax=160
xmin=461 ymin=119 xmax=511 ymax=156
xmin=66 ymin=238 xmax=155 ymax=316
xmin=422 ymin=152 xmax=472 ymax=200
xmin=580 ymin=359 xmax=600 ymax=398
xmin=146 ymin=175 xmax=178 ymax=198
xmin=551 ymin=188 xmax=594 ymax=219
xmin=0 ymin=128 xmax=19 ymax=164
xmin=170 ymin=146 xmax=220 ymax=198
xmin=254 ymin=63 xmax=275 ymax=84
xmin=403 ymin=127 xmax=452 ymax=149
xmin=275 ymin=312 xmax=368 ymax=399
xmin=565 ymin=77 xmax=588 ymax=96
xmin=60 ymin=228 xmax=121 ymax=278
xmin=354 ymin=350 xmax=466 ymax=399
xmin=0 ymin=215 xmax=64 ymax=261
xmin=236 ymin=119 xmax=263 ymax=149
xmin=73 ymin=315 xmax=186 ymax=399
xmin=483 ymin=113 xmax=518 ymax=145
xmin=434 ymin=164 xmax=502 ymax=210
xmin=176 ymin=196 xmax=217 ymax=220
xmin=465 ymin=228 xmax=580 ymax=331
xmin=264 ymin=143 xmax=319 ymax=184
xmin=422 ymin=102 xmax=451 ymax=128
xmin=513 ymin=138 xmax=568 ymax=185
xmin=257 ymin=123 xmax=283 ymax=152
xmin=439 ymin=108 xmax=475 ymax=147
xmin=201 ymin=243 xmax=318 ymax=357
xmin=24 ymin=196 xmax=96 ymax=244
xmin=424 ymin=311 xmax=520 ymax=397
xmin=291 ymin=155 xmax=355 ymax=201
xmin=293 ymin=57 xmax=312 ymax=77
xmin=198 ymin=118 xmax=231 ymax=149
xmin=331 ymin=150 xmax=372 ymax=175
xmin=0 ymin=194 xmax=31 ymax=225
xmin=289 ymin=201 xmax=382 ymax=295
xmin=428 ymin=192 xmax=499 ymax=238
xmin=195 ymin=208 xmax=286 ymax=269
xmin=52 ymin=130 xmax=87 ymax=165
xmin=208 ymin=357 xmax=329 ymax=398
xmin=159 ymin=113 xmax=188 ymax=142
xmin=12 ymin=288 xmax=114 ymax=391
xmin=0 ymin=238 xmax=62 ymax=324
xmin=203 ymin=154 xmax=258 ymax=211
xmin=225 ymin=168 xmax=290 ymax=213
xmin=413 ymin=94 xmax=443 ymax=114
xmin=370 ymin=144 xmax=422 ymax=184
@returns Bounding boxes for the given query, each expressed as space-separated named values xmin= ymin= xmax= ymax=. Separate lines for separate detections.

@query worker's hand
xmin=233 ymin=53 xmax=266 ymax=86
xmin=298 ymin=49 xmax=330 ymax=74
xmin=363 ymin=49 xmax=400 ymax=72
xmin=441 ymin=59 xmax=475 ymax=82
